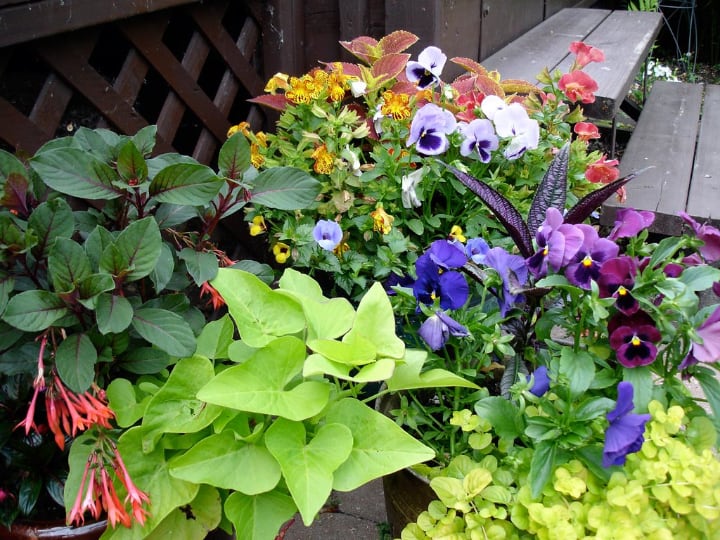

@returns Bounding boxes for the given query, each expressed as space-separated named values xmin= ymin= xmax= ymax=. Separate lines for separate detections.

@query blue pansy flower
xmin=527 ymin=366 xmax=550 ymax=397
xmin=602 ymin=382 xmax=651 ymax=467
xmin=413 ymin=240 xmax=469 ymax=310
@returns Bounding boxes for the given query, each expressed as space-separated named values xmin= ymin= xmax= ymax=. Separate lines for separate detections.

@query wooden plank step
xmin=687 ymin=84 xmax=720 ymax=223
xmin=601 ymin=81 xmax=704 ymax=235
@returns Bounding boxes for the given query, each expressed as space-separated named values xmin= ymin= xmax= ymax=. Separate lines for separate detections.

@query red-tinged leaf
xmin=339 ymin=36 xmax=379 ymax=64
xmin=450 ymin=75 xmax=478 ymax=95
xmin=247 ymin=94 xmax=291 ymax=112
xmin=320 ymin=61 xmax=362 ymax=78
xmin=1 ymin=172 xmax=31 ymax=217
xmin=377 ymin=30 xmax=418 ymax=55
xmin=474 ymin=74 xmax=505 ymax=97
xmin=565 ymin=171 xmax=645 ymax=225
xmin=443 ymin=163 xmax=534 ymax=258
xmin=451 ymin=57 xmax=489 ymax=76
xmin=371 ymin=53 xmax=411 ymax=85
xmin=389 ymin=80 xmax=418 ymax=96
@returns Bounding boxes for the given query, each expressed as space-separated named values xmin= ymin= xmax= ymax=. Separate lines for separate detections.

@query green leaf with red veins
xmin=55 ymin=333 xmax=96 ymax=393
xmin=149 ymin=163 xmax=223 ymax=205
xmin=117 ymin=140 xmax=148 ymax=185
xmin=218 ymin=132 xmax=251 ymax=180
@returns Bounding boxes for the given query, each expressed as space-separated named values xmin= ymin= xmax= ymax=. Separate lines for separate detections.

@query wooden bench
xmin=482 ymin=7 xmax=663 ymax=154
xmin=601 ymin=81 xmax=720 ymax=235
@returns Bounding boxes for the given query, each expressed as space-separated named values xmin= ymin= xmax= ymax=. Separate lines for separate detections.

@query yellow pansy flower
xmin=311 ymin=144 xmax=335 ymax=174
xmin=370 ymin=206 xmax=394 ymax=235
xmin=227 ymin=121 xmax=250 ymax=138
xmin=264 ymin=72 xmax=289 ymax=93
xmin=273 ymin=242 xmax=291 ymax=264
xmin=449 ymin=225 xmax=466 ymax=243
xmin=248 ymin=216 xmax=267 ymax=236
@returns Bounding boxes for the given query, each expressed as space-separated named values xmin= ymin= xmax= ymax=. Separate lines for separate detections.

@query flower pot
xmin=382 ymin=466 xmax=436 ymax=537
xmin=376 ymin=391 xmax=436 ymax=537
xmin=0 ymin=520 xmax=107 ymax=540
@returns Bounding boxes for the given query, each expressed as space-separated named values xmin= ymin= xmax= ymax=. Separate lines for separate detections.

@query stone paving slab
xmin=283 ymin=479 xmax=389 ymax=540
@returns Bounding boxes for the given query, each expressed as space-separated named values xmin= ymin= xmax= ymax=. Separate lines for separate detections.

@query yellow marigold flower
xmin=250 ymin=143 xmax=265 ymax=168
xmin=273 ymin=242 xmax=291 ymax=264
xmin=370 ymin=206 xmax=394 ymax=235
xmin=381 ymin=91 xmax=411 ymax=120
xmin=255 ymin=131 xmax=268 ymax=148
xmin=333 ymin=242 xmax=350 ymax=257
xmin=227 ymin=121 xmax=250 ymax=138
xmin=286 ymin=75 xmax=316 ymax=104
xmin=311 ymin=144 xmax=335 ymax=174
xmin=264 ymin=72 xmax=289 ymax=93
xmin=248 ymin=216 xmax=267 ymax=236
xmin=449 ymin=225 xmax=466 ymax=243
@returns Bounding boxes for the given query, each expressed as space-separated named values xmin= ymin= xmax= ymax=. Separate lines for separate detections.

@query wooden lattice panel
xmin=0 ymin=0 xmax=266 ymax=165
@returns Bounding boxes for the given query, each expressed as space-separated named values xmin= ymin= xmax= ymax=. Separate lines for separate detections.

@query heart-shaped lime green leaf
xmin=326 ymin=399 xmax=435 ymax=491
xmin=211 ymin=268 xmax=305 ymax=348
xmin=141 ymin=356 xmax=222 ymax=450
xmin=146 ymin=485 xmax=221 ymax=540
xmin=169 ymin=431 xmax=281 ymax=494
xmin=387 ymin=348 xmax=479 ymax=391
xmin=195 ymin=315 xmax=234 ymax=360
xmin=307 ymin=336 xmax=376 ymax=365
xmin=198 ymin=336 xmax=331 ymax=421
xmin=107 ymin=378 xmax=148 ymax=427
xmin=265 ymin=419 xmax=353 ymax=525
xmin=303 ymin=354 xmax=395 ymax=383
xmin=277 ymin=269 xmax=355 ymax=340
xmin=225 ymin=490 xmax=296 ymax=540
xmin=345 ymin=282 xmax=404 ymax=359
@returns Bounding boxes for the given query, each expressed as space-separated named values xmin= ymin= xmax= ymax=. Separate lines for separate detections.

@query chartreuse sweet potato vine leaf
xmin=265 ymin=419 xmax=354 ymax=525
xmin=387 ymin=348 xmax=479 ymax=391
xmin=327 ymin=398 xmax=435 ymax=492
xmin=197 ymin=336 xmax=331 ymax=421
xmin=169 ymin=430 xmax=281 ymax=495
xmin=148 ymin=485 xmax=222 ymax=540
xmin=276 ymin=268 xmax=355 ymax=340
xmin=224 ymin=490 xmax=297 ymax=540
xmin=344 ymin=281 xmax=405 ymax=359
xmin=211 ymin=268 xmax=305 ymax=348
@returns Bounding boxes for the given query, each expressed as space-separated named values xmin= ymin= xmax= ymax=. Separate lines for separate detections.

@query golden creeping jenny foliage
xmin=400 ymin=402 xmax=720 ymax=540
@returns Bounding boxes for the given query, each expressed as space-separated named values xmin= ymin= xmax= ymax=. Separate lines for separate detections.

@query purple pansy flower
xmin=680 ymin=211 xmax=720 ymax=263
xmin=597 ymin=256 xmax=640 ymax=315
xmin=527 ymin=207 xmax=584 ymax=278
xmin=608 ymin=311 xmax=662 ymax=368
xmin=312 ymin=220 xmax=343 ymax=251
xmin=602 ymin=382 xmax=651 ymax=467
xmin=484 ymin=247 xmax=529 ymax=316
xmin=527 ymin=366 xmax=550 ymax=397
xmin=413 ymin=240 xmax=469 ymax=310
xmin=608 ymin=208 xmax=655 ymax=241
xmin=457 ymin=119 xmax=499 ymax=162
xmin=565 ymin=224 xmax=619 ymax=289
xmin=407 ymin=104 xmax=457 ymax=155
xmin=680 ymin=304 xmax=720 ymax=369
xmin=418 ymin=310 xmax=469 ymax=351
xmin=406 ymin=46 xmax=447 ymax=89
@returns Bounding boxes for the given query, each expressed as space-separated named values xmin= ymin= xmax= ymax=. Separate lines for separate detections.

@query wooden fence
xmin=0 ymin=0 xmax=598 ymax=165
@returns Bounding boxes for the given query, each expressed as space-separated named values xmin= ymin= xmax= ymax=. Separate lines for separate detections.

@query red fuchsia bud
xmin=100 ymin=467 xmax=132 ymax=529
xmin=200 ymin=281 xmax=226 ymax=311
xmin=111 ymin=442 xmax=151 ymax=526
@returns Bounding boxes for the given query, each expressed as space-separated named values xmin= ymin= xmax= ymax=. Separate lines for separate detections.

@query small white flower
xmin=349 ymin=79 xmax=367 ymax=97
xmin=401 ymin=168 xmax=424 ymax=208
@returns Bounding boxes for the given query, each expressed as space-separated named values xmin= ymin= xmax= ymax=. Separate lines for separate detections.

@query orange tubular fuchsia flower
xmin=558 ymin=71 xmax=598 ymax=104
xmin=200 ymin=281 xmax=226 ymax=311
